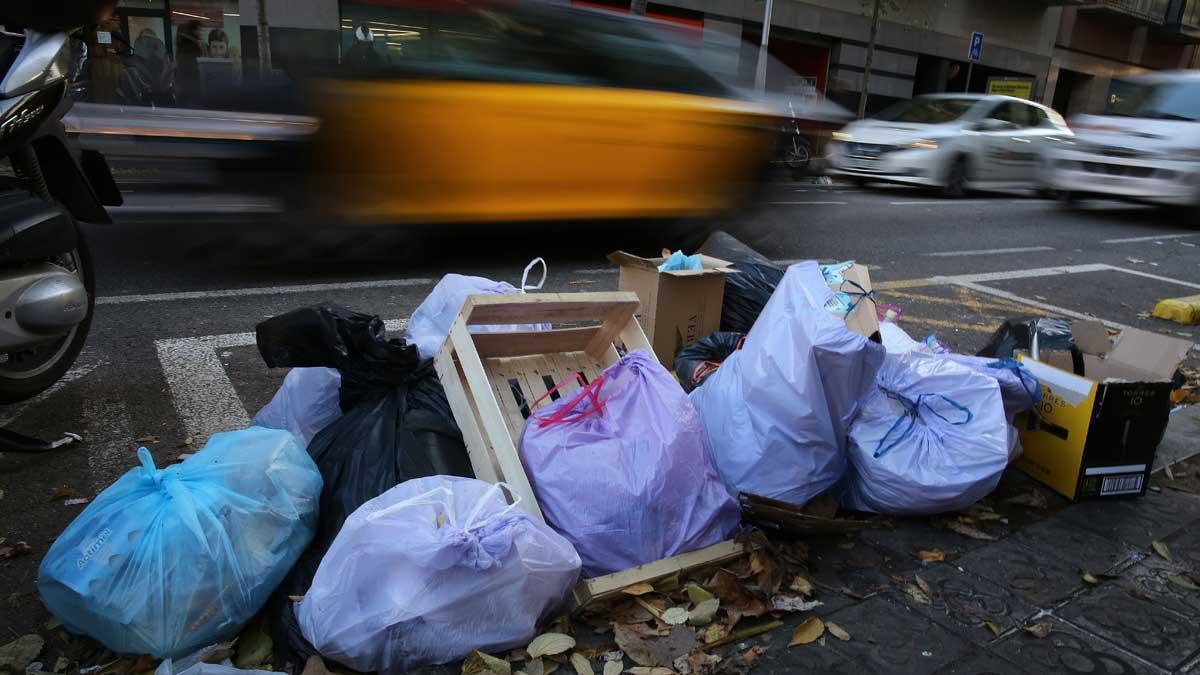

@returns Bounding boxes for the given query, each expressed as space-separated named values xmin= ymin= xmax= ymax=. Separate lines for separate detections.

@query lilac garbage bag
xmin=518 ymin=349 xmax=739 ymax=578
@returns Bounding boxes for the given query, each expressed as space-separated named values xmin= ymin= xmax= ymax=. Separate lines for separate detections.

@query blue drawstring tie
xmin=986 ymin=358 xmax=1042 ymax=405
xmin=875 ymin=390 xmax=974 ymax=458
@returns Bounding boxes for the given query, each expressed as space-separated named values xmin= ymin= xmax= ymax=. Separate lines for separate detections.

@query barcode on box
xmin=1101 ymin=474 xmax=1144 ymax=496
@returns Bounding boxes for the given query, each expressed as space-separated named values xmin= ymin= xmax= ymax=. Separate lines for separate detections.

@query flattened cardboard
xmin=608 ymin=251 xmax=735 ymax=367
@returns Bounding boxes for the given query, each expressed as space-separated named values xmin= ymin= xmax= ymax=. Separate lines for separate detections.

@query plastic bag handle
xmin=520 ymin=257 xmax=547 ymax=293
xmin=530 ymin=373 xmax=607 ymax=428
xmin=137 ymin=447 xmax=212 ymax=552
xmin=462 ymin=482 xmax=522 ymax=532
xmin=987 ymin=358 xmax=1043 ymax=405
xmin=874 ymin=391 xmax=974 ymax=458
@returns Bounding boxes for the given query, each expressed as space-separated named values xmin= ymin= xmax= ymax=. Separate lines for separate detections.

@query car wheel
xmin=1057 ymin=191 xmax=1080 ymax=210
xmin=941 ymin=156 xmax=969 ymax=198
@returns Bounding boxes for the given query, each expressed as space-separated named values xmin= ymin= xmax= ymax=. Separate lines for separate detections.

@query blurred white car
xmin=1048 ymin=71 xmax=1200 ymax=210
xmin=827 ymin=93 xmax=1072 ymax=197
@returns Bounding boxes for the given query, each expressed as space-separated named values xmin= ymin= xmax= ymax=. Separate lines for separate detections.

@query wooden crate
xmin=433 ymin=291 xmax=745 ymax=609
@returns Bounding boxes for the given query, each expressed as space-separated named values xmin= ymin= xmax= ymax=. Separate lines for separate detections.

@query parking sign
xmin=969 ymin=32 xmax=984 ymax=62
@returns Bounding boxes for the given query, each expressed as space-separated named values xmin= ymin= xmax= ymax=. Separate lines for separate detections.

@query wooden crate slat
xmin=433 ymin=344 xmax=500 ymax=484
xmin=568 ymin=540 xmax=747 ymax=611
xmin=446 ymin=319 xmax=544 ymax=523
xmin=464 ymin=292 xmax=640 ymax=326
xmin=472 ymin=326 xmax=600 ymax=359
xmin=484 ymin=358 xmax=531 ymax=440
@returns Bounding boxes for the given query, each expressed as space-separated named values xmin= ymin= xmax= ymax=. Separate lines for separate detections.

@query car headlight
xmin=831 ymin=131 xmax=853 ymax=142
xmin=908 ymin=139 xmax=939 ymax=150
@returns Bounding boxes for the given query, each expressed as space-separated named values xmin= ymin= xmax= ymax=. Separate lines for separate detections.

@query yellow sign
xmin=987 ymin=78 xmax=1034 ymax=100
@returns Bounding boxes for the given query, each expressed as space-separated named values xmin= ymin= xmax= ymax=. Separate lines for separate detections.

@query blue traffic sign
xmin=969 ymin=31 xmax=984 ymax=62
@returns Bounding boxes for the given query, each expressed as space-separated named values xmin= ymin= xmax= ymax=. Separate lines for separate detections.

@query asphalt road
xmin=2 ymin=180 xmax=1199 ymax=654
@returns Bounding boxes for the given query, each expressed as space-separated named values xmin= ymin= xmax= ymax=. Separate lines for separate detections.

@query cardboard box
xmin=1015 ymin=320 xmax=1192 ymax=501
xmin=607 ymin=251 xmax=735 ymax=367
xmin=823 ymin=262 xmax=880 ymax=338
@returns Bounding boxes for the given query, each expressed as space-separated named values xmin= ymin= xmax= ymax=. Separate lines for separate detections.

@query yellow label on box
xmin=1014 ymin=356 xmax=1098 ymax=499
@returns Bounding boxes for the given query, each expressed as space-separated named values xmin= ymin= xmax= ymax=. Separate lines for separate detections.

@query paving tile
xmin=1164 ymin=522 xmax=1200 ymax=570
xmin=885 ymin=564 xmax=1039 ymax=647
xmin=1116 ymin=557 xmax=1200 ymax=625
xmin=1057 ymin=489 xmax=1200 ymax=550
xmin=820 ymin=596 xmax=974 ymax=675
xmin=1056 ymin=586 xmax=1200 ymax=671
xmin=929 ymin=649 xmax=1031 ymax=675
xmin=992 ymin=617 xmax=1165 ymax=675
xmin=956 ymin=536 xmax=1085 ymax=608
xmin=859 ymin=518 xmax=991 ymax=567
xmin=748 ymin=611 xmax=852 ymax=674
xmin=1009 ymin=515 xmax=1136 ymax=575
xmin=807 ymin=535 xmax=911 ymax=598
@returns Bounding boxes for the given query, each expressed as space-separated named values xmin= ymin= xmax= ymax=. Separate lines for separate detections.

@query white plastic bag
xmin=689 ymin=262 xmax=885 ymax=506
xmin=406 ymin=262 xmax=549 ymax=361
xmin=251 ymin=367 xmax=341 ymax=446
xmin=296 ymin=476 xmax=581 ymax=674
xmin=840 ymin=351 xmax=1010 ymax=515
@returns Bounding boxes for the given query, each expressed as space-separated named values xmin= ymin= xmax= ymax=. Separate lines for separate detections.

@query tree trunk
xmin=256 ymin=0 xmax=272 ymax=79
xmin=857 ymin=0 xmax=882 ymax=120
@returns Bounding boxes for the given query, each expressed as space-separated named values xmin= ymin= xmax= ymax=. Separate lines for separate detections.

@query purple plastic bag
xmin=518 ymin=349 xmax=740 ymax=578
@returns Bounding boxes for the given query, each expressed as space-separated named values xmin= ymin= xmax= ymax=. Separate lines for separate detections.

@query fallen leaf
xmin=622 ymin=583 xmax=656 ymax=597
xmin=1153 ymin=541 xmax=1173 ymax=562
xmin=1024 ymin=622 xmax=1053 ymax=639
xmin=178 ymin=436 xmax=194 ymax=449
xmin=1003 ymin=491 xmax=1048 ymax=509
xmin=741 ymin=646 xmax=767 ymax=668
xmin=905 ymin=584 xmax=932 ymax=606
xmin=234 ymin=620 xmax=273 ymax=669
xmin=1168 ymin=575 xmax=1200 ymax=591
xmin=687 ymin=599 xmax=720 ymax=626
xmin=300 ymin=655 xmax=331 ymax=675
xmin=625 ymin=669 xmax=674 ymax=675
xmin=613 ymin=624 xmax=656 ymax=667
xmin=43 ymin=618 xmax=62 ymax=631
xmin=984 ymin=620 xmax=1002 ymax=638
xmin=0 ymin=541 xmax=32 ymax=559
xmin=915 ymin=574 xmax=932 ymax=596
xmin=1082 ymin=572 xmax=1100 ymax=585
xmin=684 ymin=583 xmax=715 ymax=604
xmin=528 ymin=634 xmax=576 ymax=659
xmin=703 ymin=624 xmax=729 ymax=645
xmin=771 ymin=595 xmax=823 ymax=612
xmin=705 ymin=569 xmax=769 ymax=624
xmin=134 ymin=435 xmax=159 ymax=444
xmin=788 ymin=617 xmax=825 ymax=647
xmin=662 ymin=608 xmax=689 ymax=626
xmin=525 ymin=658 xmax=546 ymax=675
xmin=916 ymin=549 xmax=945 ymax=563
xmin=826 ymin=622 xmax=850 ymax=641
xmin=464 ymin=651 xmax=512 ymax=675
xmin=946 ymin=520 xmax=997 ymax=541
xmin=788 ymin=576 xmax=814 ymax=596
xmin=568 ymin=654 xmax=592 ymax=675
xmin=655 ymin=573 xmax=681 ymax=593
xmin=602 ymin=663 xmax=622 ymax=675
xmin=53 ymin=657 xmax=69 ymax=673
xmin=49 ymin=486 xmax=79 ymax=501
xmin=0 ymin=634 xmax=44 ymax=672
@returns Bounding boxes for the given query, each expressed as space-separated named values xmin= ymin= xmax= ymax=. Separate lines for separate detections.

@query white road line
xmin=1101 ymin=233 xmax=1200 ymax=244
xmin=1101 ymin=265 xmax=1200 ymax=290
xmin=768 ymin=201 xmax=847 ymax=205
xmin=155 ymin=319 xmax=405 ymax=441
xmin=98 ymin=277 xmax=435 ymax=305
xmin=948 ymin=280 xmax=1130 ymax=331
xmin=0 ymin=360 xmax=103 ymax=428
xmin=932 ymin=263 xmax=1111 ymax=284
xmin=888 ymin=200 xmax=996 ymax=206
xmin=924 ymin=246 xmax=1055 ymax=258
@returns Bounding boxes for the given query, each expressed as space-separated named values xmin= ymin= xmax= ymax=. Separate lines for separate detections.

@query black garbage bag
xmin=698 ymin=231 xmax=785 ymax=333
xmin=976 ymin=317 xmax=1084 ymax=374
xmin=255 ymin=304 xmax=475 ymax=668
xmin=674 ymin=332 xmax=745 ymax=392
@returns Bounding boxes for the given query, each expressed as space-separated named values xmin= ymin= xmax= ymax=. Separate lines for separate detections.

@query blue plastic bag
xmin=38 ymin=427 xmax=323 ymax=658
xmin=658 ymin=250 xmax=702 ymax=272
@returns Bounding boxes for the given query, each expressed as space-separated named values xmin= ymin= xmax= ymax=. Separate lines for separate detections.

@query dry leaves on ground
xmin=1024 ymin=622 xmax=1053 ymax=639
xmin=613 ymin=624 xmax=658 ymax=667
xmin=623 ymin=583 xmax=656 ymax=597
xmin=662 ymin=608 xmax=690 ymax=626
xmin=0 ymin=541 xmax=32 ymax=559
xmin=705 ymin=569 xmax=770 ymax=625
xmin=946 ymin=520 xmax=998 ymax=541
xmin=528 ymin=634 xmax=576 ymax=659
xmin=788 ymin=617 xmax=824 ymax=647
xmin=825 ymin=623 xmax=850 ymax=642
xmin=602 ymin=662 xmax=622 ymax=675
xmin=686 ymin=583 xmax=716 ymax=604
xmin=1168 ymin=575 xmax=1200 ymax=591
xmin=983 ymin=621 xmax=1002 ymax=638
xmin=687 ymin=599 xmax=720 ymax=627
xmin=463 ymin=651 xmax=512 ymax=675
xmin=787 ymin=576 xmax=813 ymax=596
xmin=905 ymin=584 xmax=932 ymax=606
xmin=1004 ymin=491 xmax=1048 ymax=509
xmin=569 ymin=653 xmax=593 ymax=675
xmin=1152 ymin=541 xmax=1173 ymax=562
xmin=916 ymin=549 xmax=945 ymax=562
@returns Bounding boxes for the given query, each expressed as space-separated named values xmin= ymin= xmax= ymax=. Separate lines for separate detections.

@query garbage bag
xmin=296 ymin=476 xmax=581 ymax=674
xmin=252 ymin=367 xmax=342 ymax=446
xmin=976 ymin=317 xmax=1081 ymax=373
xmin=839 ymin=351 xmax=1010 ymax=515
xmin=673 ymin=331 xmax=745 ymax=393
xmin=254 ymin=304 xmax=474 ymax=666
xmin=689 ymin=262 xmax=886 ymax=506
xmin=697 ymin=230 xmax=784 ymax=333
xmin=519 ymin=349 xmax=739 ymax=578
xmin=405 ymin=274 xmax=548 ymax=361
xmin=38 ymin=428 xmax=322 ymax=658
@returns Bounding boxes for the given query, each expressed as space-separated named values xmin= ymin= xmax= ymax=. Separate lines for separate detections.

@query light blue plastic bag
xmin=38 ymin=427 xmax=323 ymax=658
xmin=658 ymin=250 xmax=702 ymax=272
